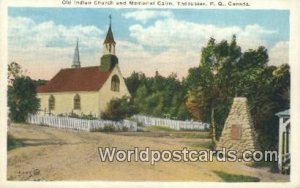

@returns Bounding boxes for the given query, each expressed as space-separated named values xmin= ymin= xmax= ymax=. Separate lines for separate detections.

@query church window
xmin=111 ymin=75 xmax=120 ymax=92
xmin=74 ymin=94 xmax=81 ymax=110
xmin=48 ymin=95 xmax=55 ymax=111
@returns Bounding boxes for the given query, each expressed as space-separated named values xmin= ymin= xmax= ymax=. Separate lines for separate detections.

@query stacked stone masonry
xmin=217 ymin=97 xmax=260 ymax=156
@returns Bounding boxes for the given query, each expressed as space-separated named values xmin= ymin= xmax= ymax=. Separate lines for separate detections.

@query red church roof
xmin=37 ymin=66 xmax=112 ymax=93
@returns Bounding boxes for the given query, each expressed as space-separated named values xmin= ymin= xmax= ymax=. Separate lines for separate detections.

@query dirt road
xmin=7 ymin=123 xmax=289 ymax=181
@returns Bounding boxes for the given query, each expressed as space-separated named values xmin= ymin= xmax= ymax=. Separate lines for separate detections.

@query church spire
xmin=72 ymin=39 xmax=81 ymax=68
xmin=103 ymin=15 xmax=116 ymax=55
xmin=99 ymin=15 xmax=118 ymax=72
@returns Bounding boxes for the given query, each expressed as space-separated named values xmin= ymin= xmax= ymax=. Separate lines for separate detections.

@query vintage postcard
xmin=1 ymin=0 xmax=300 ymax=187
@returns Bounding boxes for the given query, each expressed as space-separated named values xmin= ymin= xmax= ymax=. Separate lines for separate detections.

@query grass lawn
xmin=144 ymin=125 xmax=176 ymax=132
xmin=213 ymin=171 xmax=260 ymax=182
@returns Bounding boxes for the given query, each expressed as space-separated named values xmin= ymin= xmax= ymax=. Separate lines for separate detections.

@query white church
xmin=37 ymin=17 xmax=130 ymax=117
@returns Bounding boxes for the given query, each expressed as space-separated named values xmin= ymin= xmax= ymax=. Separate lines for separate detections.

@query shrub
xmin=101 ymin=96 xmax=137 ymax=121
xmin=68 ymin=112 xmax=80 ymax=118
xmin=81 ymin=114 xmax=97 ymax=120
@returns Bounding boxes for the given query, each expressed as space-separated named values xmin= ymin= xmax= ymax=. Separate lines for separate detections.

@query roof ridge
xmin=37 ymin=66 xmax=113 ymax=93
xmin=61 ymin=66 xmax=99 ymax=70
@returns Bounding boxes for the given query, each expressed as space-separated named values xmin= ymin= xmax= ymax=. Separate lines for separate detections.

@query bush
xmin=81 ymin=114 xmax=97 ymax=120
xmin=68 ymin=112 xmax=80 ymax=118
xmin=58 ymin=112 xmax=97 ymax=120
xmin=101 ymin=96 xmax=137 ymax=121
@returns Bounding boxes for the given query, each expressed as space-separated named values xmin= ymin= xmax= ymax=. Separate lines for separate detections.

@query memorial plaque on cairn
xmin=231 ymin=124 xmax=241 ymax=140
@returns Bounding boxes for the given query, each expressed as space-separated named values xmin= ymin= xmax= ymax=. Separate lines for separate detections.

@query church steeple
xmin=72 ymin=39 xmax=81 ymax=68
xmin=103 ymin=15 xmax=116 ymax=55
xmin=99 ymin=15 xmax=118 ymax=72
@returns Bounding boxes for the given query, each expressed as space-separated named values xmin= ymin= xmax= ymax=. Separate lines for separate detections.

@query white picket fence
xmin=132 ymin=115 xmax=209 ymax=131
xmin=27 ymin=114 xmax=137 ymax=132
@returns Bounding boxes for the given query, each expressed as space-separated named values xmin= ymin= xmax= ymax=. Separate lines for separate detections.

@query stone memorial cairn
xmin=216 ymin=97 xmax=260 ymax=157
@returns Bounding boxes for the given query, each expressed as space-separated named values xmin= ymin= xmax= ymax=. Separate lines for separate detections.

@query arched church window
xmin=111 ymin=75 xmax=120 ymax=92
xmin=74 ymin=94 xmax=81 ymax=110
xmin=49 ymin=95 xmax=55 ymax=111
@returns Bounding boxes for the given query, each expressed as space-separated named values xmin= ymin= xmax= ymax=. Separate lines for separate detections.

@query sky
xmin=8 ymin=8 xmax=289 ymax=80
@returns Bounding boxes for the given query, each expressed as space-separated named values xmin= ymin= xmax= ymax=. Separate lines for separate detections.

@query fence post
xmin=88 ymin=120 xmax=91 ymax=131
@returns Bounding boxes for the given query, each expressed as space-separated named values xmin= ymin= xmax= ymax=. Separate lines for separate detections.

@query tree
xmin=8 ymin=76 xmax=40 ymax=122
xmin=185 ymin=36 xmax=290 ymax=150
xmin=101 ymin=96 xmax=137 ymax=121
xmin=125 ymin=71 xmax=190 ymax=120
xmin=185 ymin=87 xmax=210 ymax=120
xmin=8 ymin=62 xmax=22 ymax=85
xmin=125 ymin=71 xmax=147 ymax=97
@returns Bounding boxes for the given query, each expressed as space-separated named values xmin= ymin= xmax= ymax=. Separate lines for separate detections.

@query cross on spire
xmin=104 ymin=15 xmax=115 ymax=45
